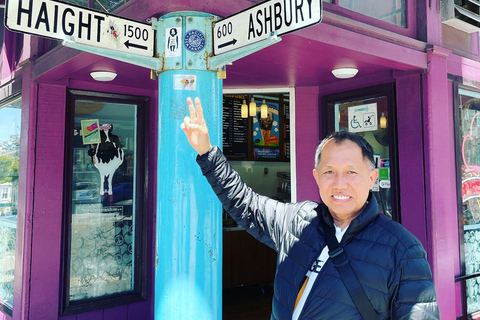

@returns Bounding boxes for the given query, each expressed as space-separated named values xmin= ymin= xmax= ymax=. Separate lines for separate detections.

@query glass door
xmin=323 ymin=84 xmax=399 ymax=221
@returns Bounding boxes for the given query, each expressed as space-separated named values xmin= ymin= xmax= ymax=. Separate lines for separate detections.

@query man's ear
xmin=313 ymin=168 xmax=320 ymax=185
xmin=369 ymin=168 xmax=379 ymax=189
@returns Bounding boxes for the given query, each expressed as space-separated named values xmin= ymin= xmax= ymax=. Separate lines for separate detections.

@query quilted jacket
xmin=197 ymin=147 xmax=440 ymax=320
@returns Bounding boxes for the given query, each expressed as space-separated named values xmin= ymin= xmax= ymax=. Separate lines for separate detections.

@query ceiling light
xmin=261 ymin=100 xmax=268 ymax=118
xmin=249 ymin=98 xmax=257 ymax=117
xmin=331 ymin=67 xmax=358 ymax=79
xmin=90 ymin=71 xmax=117 ymax=81
xmin=241 ymin=100 xmax=248 ymax=118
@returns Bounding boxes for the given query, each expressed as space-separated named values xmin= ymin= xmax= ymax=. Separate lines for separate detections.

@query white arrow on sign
xmin=5 ymin=0 xmax=155 ymax=57
xmin=213 ymin=0 xmax=322 ymax=55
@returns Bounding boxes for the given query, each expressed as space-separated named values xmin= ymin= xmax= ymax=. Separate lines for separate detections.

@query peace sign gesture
xmin=181 ymin=97 xmax=213 ymax=156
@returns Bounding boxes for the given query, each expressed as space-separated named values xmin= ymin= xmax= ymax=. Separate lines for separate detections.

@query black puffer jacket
xmin=198 ymin=147 xmax=440 ymax=320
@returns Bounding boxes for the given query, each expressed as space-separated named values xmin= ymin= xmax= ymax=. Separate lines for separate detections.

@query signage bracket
xmin=62 ymin=39 xmax=162 ymax=71
xmin=208 ymin=31 xmax=281 ymax=70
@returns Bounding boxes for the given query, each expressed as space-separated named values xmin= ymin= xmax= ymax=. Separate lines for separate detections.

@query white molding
xmin=223 ymin=87 xmax=297 ymax=203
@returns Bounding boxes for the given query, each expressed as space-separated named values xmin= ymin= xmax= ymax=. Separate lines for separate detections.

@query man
xmin=181 ymin=97 xmax=440 ymax=319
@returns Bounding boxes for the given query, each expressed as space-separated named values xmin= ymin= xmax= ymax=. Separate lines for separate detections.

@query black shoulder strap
xmin=323 ymin=223 xmax=380 ymax=320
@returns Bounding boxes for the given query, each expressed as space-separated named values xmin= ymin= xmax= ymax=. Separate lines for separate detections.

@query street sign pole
xmin=153 ymin=12 xmax=223 ymax=320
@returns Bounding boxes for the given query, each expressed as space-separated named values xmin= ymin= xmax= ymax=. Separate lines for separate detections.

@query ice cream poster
xmin=253 ymin=100 xmax=280 ymax=146
xmin=80 ymin=119 xmax=101 ymax=145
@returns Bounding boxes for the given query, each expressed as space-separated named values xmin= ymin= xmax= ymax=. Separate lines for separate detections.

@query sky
xmin=0 ymin=107 xmax=21 ymax=143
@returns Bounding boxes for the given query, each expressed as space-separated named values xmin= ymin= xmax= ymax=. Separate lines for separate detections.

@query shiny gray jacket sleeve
xmin=196 ymin=146 xmax=294 ymax=251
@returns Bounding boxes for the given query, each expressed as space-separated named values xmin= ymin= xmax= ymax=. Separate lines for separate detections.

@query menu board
xmin=223 ymin=95 xmax=249 ymax=159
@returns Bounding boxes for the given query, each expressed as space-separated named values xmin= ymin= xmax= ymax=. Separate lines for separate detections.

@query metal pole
xmin=154 ymin=12 xmax=223 ymax=320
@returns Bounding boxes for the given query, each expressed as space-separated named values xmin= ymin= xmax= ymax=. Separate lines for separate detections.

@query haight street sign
xmin=5 ymin=0 xmax=155 ymax=57
xmin=213 ymin=0 xmax=322 ymax=55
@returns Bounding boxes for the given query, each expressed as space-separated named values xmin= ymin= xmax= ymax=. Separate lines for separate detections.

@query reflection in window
xmin=68 ymin=99 xmax=137 ymax=302
xmin=325 ymin=0 xmax=406 ymax=27
xmin=0 ymin=97 xmax=22 ymax=310
xmin=458 ymin=89 xmax=480 ymax=314
xmin=61 ymin=0 xmax=131 ymax=12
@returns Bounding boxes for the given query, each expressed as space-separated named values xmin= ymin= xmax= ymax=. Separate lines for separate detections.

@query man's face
xmin=312 ymin=139 xmax=378 ymax=221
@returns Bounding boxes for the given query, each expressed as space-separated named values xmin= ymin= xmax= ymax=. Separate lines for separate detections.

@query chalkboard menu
xmin=223 ymin=95 xmax=249 ymax=159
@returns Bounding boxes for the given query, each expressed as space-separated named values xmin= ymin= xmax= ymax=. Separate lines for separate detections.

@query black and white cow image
xmin=88 ymin=124 xmax=124 ymax=196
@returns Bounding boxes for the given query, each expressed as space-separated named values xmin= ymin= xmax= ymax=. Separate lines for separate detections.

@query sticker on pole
xmin=184 ymin=29 xmax=206 ymax=52
xmin=173 ymin=75 xmax=196 ymax=90
xmin=166 ymin=27 xmax=182 ymax=57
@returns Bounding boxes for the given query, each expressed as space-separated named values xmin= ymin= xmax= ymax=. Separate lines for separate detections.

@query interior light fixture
xmin=90 ymin=71 xmax=117 ymax=82
xmin=380 ymin=112 xmax=387 ymax=129
xmin=331 ymin=67 xmax=358 ymax=79
xmin=249 ymin=98 xmax=257 ymax=117
xmin=261 ymin=100 xmax=268 ymax=118
xmin=241 ymin=100 xmax=248 ymax=118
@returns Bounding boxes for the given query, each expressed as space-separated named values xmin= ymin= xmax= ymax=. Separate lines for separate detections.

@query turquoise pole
xmin=154 ymin=12 xmax=223 ymax=320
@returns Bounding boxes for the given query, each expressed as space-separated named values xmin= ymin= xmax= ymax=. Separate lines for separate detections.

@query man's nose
xmin=333 ymin=174 xmax=348 ymax=189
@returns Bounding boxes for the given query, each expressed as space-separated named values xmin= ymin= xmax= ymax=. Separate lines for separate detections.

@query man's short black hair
xmin=314 ymin=131 xmax=375 ymax=169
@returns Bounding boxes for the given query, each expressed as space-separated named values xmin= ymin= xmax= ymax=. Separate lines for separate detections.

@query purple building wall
xmin=2 ymin=0 xmax=480 ymax=318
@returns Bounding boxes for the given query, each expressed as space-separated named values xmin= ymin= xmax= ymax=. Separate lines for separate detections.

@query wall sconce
xmin=241 ymin=100 xmax=248 ymax=118
xmin=90 ymin=71 xmax=117 ymax=81
xmin=380 ymin=112 xmax=387 ymax=129
xmin=249 ymin=98 xmax=257 ymax=117
xmin=261 ymin=100 xmax=268 ymax=118
xmin=331 ymin=67 xmax=358 ymax=79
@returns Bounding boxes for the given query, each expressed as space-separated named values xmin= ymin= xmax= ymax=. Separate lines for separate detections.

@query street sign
xmin=213 ymin=0 xmax=322 ymax=55
xmin=5 ymin=0 xmax=155 ymax=57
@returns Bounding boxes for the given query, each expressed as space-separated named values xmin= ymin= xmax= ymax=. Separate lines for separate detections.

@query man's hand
xmin=181 ymin=97 xmax=213 ymax=156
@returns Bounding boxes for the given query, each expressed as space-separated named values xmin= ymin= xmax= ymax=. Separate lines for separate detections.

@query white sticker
xmin=173 ymin=74 xmax=196 ymax=91
xmin=166 ymin=27 xmax=182 ymax=57
xmin=348 ymin=103 xmax=378 ymax=133
xmin=379 ymin=180 xmax=391 ymax=189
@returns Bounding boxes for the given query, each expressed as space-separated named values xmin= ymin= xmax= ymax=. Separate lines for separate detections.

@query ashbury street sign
xmin=5 ymin=0 xmax=155 ymax=57
xmin=213 ymin=0 xmax=322 ymax=55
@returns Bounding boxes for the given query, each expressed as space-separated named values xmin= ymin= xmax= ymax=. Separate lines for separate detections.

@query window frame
xmin=61 ymin=89 xmax=149 ymax=316
xmin=0 ymin=92 xmax=23 ymax=317
xmin=321 ymin=83 xmax=400 ymax=222
xmin=453 ymin=82 xmax=480 ymax=319
xmin=323 ymin=0 xmax=416 ymax=38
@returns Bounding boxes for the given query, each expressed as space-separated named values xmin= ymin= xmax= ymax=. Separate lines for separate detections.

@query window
xmin=0 ymin=95 xmax=22 ymax=316
xmin=62 ymin=90 xmax=148 ymax=315
xmin=61 ymin=0 xmax=132 ymax=12
xmin=323 ymin=84 xmax=399 ymax=221
xmin=323 ymin=0 xmax=407 ymax=28
xmin=454 ymin=87 xmax=480 ymax=318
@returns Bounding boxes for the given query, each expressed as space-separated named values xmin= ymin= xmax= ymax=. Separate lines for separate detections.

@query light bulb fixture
xmin=90 ymin=71 xmax=117 ymax=81
xmin=331 ymin=67 xmax=358 ymax=79
xmin=261 ymin=99 xmax=268 ymax=118
xmin=241 ymin=100 xmax=248 ymax=118
xmin=380 ymin=112 xmax=387 ymax=129
xmin=249 ymin=98 xmax=257 ymax=117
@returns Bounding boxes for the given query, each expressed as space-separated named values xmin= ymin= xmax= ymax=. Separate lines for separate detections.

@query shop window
xmin=62 ymin=90 xmax=148 ymax=315
xmin=61 ymin=0 xmax=131 ymax=12
xmin=454 ymin=87 xmax=480 ymax=318
xmin=323 ymin=0 xmax=410 ymax=32
xmin=323 ymin=84 xmax=399 ymax=221
xmin=0 ymin=95 xmax=22 ymax=316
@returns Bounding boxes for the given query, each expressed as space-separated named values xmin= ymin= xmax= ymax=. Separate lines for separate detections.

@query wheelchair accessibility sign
xmin=347 ymin=103 xmax=378 ymax=133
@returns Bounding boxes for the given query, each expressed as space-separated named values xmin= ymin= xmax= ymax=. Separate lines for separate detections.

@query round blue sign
xmin=184 ymin=29 xmax=206 ymax=52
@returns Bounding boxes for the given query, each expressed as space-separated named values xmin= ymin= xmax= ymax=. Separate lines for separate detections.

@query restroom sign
xmin=213 ymin=0 xmax=322 ymax=55
xmin=348 ymin=103 xmax=378 ymax=133
xmin=5 ymin=0 xmax=155 ymax=57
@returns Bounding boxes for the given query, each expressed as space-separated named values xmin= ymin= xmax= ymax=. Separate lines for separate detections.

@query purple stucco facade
xmin=1 ymin=0 xmax=479 ymax=319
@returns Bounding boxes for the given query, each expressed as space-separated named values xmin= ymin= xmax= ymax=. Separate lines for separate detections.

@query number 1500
xmin=124 ymin=25 xmax=149 ymax=41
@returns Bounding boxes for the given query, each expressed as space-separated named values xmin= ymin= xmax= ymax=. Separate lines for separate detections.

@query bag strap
xmin=323 ymin=223 xmax=380 ymax=320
